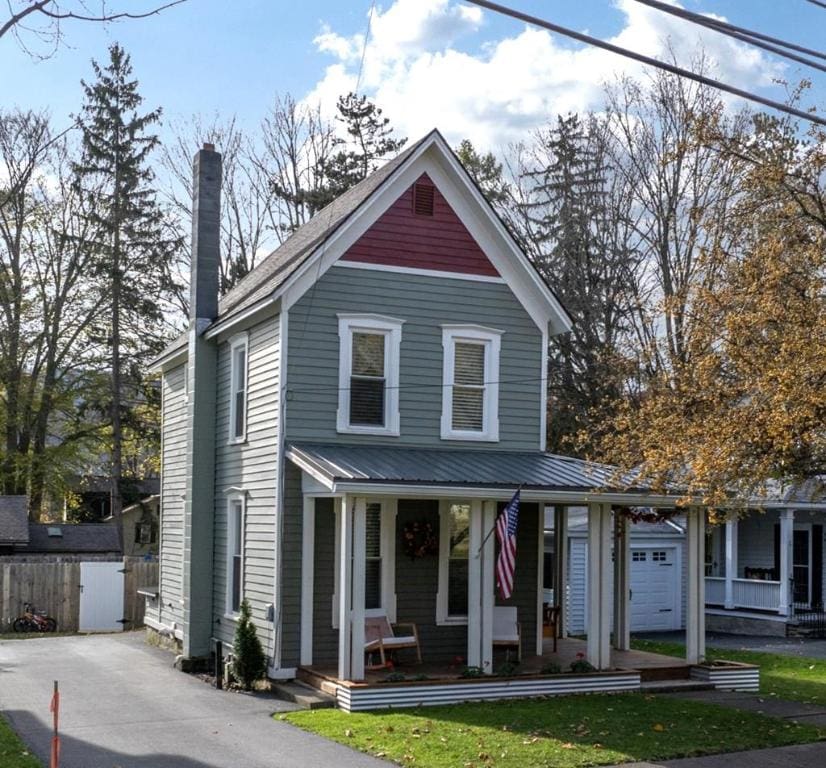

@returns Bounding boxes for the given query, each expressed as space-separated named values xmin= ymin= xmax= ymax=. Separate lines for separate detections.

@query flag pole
xmin=475 ymin=486 xmax=523 ymax=557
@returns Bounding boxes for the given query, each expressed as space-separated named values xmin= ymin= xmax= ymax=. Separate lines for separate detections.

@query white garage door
xmin=630 ymin=547 xmax=679 ymax=631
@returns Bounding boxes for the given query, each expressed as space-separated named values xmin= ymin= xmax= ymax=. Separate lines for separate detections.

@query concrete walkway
xmin=0 ymin=632 xmax=388 ymax=768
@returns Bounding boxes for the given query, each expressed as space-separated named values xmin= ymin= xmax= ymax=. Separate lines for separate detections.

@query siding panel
xmin=211 ymin=316 xmax=280 ymax=659
xmin=287 ymin=267 xmax=543 ymax=450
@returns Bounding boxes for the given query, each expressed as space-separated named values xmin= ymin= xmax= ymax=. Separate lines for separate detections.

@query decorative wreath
xmin=401 ymin=519 xmax=438 ymax=560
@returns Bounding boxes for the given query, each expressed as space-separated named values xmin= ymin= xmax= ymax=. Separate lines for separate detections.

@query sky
xmin=2 ymin=0 xmax=825 ymax=154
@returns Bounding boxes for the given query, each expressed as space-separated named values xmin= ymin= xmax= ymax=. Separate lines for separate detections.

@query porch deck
xmin=298 ymin=637 xmax=690 ymax=710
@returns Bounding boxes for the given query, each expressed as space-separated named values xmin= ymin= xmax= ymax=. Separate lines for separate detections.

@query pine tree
xmin=74 ymin=43 xmax=177 ymax=516
xmin=308 ymin=93 xmax=406 ymax=213
xmin=231 ymin=599 xmax=267 ymax=691
xmin=455 ymin=139 xmax=510 ymax=206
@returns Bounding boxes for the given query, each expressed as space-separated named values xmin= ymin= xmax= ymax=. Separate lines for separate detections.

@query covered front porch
xmin=289 ymin=443 xmax=710 ymax=708
xmin=706 ymin=507 xmax=826 ymax=622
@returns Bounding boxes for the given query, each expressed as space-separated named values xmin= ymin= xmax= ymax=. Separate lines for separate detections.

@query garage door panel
xmin=630 ymin=548 xmax=678 ymax=631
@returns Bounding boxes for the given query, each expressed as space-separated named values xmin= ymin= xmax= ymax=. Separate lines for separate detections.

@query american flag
xmin=495 ymin=490 xmax=520 ymax=600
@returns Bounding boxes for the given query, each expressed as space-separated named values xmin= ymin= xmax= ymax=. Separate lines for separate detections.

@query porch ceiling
xmin=287 ymin=443 xmax=684 ymax=506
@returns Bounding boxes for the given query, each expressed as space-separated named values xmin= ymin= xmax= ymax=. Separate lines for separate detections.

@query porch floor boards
xmin=299 ymin=637 xmax=689 ymax=689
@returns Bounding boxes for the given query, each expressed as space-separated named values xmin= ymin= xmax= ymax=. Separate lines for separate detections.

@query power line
xmin=463 ymin=0 xmax=826 ymax=128
xmin=634 ymin=0 xmax=826 ymax=71
xmin=806 ymin=0 xmax=826 ymax=10
xmin=355 ymin=0 xmax=376 ymax=94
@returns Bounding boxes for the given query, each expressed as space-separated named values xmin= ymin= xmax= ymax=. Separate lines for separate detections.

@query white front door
xmin=79 ymin=562 xmax=125 ymax=632
xmin=630 ymin=547 xmax=679 ymax=631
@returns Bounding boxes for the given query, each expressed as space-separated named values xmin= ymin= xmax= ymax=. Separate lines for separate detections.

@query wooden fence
xmin=0 ymin=557 xmax=158 ymax=633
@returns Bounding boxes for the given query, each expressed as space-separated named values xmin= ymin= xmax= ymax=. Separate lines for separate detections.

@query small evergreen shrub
xmin=569 ymin=658 xmax=596 ymax=674
xmin=497 ymin=661 xmax=519 ymax=677
xmin=382 ymin=672 xmax=406 ymax=683
xmin=230 ymin=599 xmax=267 ymax=690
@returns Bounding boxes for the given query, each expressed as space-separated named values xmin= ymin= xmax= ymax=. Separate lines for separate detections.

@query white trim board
xmin=333 ymin=261 xmax=506 ymax=284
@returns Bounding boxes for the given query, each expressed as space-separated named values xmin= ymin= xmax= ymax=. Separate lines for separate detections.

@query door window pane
xmin=447 ymin=504 xmax=470 ymax=616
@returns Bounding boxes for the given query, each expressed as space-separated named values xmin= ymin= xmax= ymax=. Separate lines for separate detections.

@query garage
xmin=562 ymin=516 xmax=686 ymax=635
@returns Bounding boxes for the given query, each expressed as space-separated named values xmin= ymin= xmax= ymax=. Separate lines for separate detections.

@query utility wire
xmin=355 ymin=0 xmax=376 ymax=94
xmin=806 ymin=0 xmax=826 ymax=10
xmin=634 ymin=0 xmax=826 ymax=71
xmin=463 ymin=0 xmax=826 ymax=128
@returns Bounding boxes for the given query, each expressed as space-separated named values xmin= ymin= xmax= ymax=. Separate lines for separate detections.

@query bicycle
xmin=12 ymin=602 xmax=57 ymax=633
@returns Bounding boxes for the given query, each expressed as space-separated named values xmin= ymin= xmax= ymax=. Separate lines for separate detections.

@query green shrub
xmin=459 ymin=665 xmax=484 ymax=678
xmin=569 ymin=658 xmax=596 ymax=674
xmin=382 ymin=672 xmax=407 ymax=683
xmin=497 ymin=661 xmax=520 ymax=677
xmin=540 ymin=662 xmax=562 ymax=675
xmin=230 ymin=599 xmax=267 ymax=690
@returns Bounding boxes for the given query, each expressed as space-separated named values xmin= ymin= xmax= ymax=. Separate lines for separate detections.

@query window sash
xmin=230 ymin=342 xmax=247 ymax=441
xmin=228 ymin=499 xmax=243 ymax=614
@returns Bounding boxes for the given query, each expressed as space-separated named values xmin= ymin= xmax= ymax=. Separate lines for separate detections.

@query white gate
xmin=79 ymin=562 xmax=125 ymax=632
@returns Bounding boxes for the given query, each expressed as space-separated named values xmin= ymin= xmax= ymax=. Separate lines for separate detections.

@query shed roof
xmin=26 ymin=524 xmax=122 ymax=554
xmin=287 ymin=443 xmax=667 ymax=501
xmin=0 ymin=496 xmax=29 ymax=544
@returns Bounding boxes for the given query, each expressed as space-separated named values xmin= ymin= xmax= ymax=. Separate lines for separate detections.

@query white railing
xmin=732 ymin=578 xmax=781 ymax=611
xmin=705 ymin=576 xmax=782 ymax=612
xmin=705 ymin=577 xmax=725 ymax=605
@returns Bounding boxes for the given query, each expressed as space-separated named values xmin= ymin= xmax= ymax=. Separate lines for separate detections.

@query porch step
xmin=639 ymin=666 xmax=691 ymax=683
xmin=640 ymin=679 xmax=715 ymax=694
xmin=271 ymin=680 xmax=335 ymax=709
xmin=296 ymin=667 xmax=340 ymax=697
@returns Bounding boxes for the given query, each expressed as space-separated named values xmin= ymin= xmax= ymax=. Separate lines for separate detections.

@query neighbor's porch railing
xmin=705 ymin=576 xmax=782 ymax=613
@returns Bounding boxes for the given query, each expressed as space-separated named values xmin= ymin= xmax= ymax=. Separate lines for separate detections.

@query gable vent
xmin=413 ymin=183 xmax=435 ymax=216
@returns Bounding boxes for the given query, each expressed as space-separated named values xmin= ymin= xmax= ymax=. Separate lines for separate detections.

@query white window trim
xmin=225 ymin=492 xmax=246 ymax=619
xmin=228 ymin=332 xmax=249 ymax=444
xmin=436 ymin=499 xmax=470 ymax=626
xmin=337 ymin=314 xmax=404 ymax=436
xmin=332 ymin=497 xmax=397 ymax=627
xmin=440 ymin=324 xmax=502 ymax=442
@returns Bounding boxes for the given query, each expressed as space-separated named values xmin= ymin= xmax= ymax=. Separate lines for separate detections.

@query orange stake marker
xmin=49 ymin=680 xmax=60 ymax=768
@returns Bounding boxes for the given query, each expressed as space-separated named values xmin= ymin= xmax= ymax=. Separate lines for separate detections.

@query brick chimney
xmin=190 ymin=143 xmax=222 ymax=322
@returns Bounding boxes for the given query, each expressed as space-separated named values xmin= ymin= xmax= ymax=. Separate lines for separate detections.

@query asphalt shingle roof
xmin=0 ymin=496 xmax=29 ymax=544
xmin=287 ymin=443 xmax=648 ymax=493
xmin=26 ymin=524 xmax=122 ymax=554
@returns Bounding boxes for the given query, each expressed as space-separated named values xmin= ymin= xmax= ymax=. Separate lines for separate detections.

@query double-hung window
xmin=437 ymin=502 xmax=471 ymax=624
xmin=226 ymin=494 xmax=245 ymax=615
xmin=337 ymin=315 xmax=403 ymax=436
xmin=228 ymin=334 xmax=248 ymax=443
xmin=441 ymin=325 xmax=502 ymax=441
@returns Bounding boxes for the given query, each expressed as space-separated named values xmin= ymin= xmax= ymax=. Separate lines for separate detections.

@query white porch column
xmin=686 ymin=507 xmax=706 ymax=665
xmin=554 ymin=505 xmax=568 ymax=638
xmin=586 ymin=502 xmax=612 ymax=669
xmin=536 ymin=503 xmax=545 ymax=656
xmin=613 ymin=512 xmax=631 ymax=652
xmin=467 ymin=499 xmax=484 ymax=669
xmin=337 ymin=496 xmax=352 ymax=681
xmin=724 ymin=517 xmax=738 ymax=610
xmin=349 ymin=497 xmax=367 ymax=681
xmin=300 ymin=496 xmax=315 ymax=666
xmin=779 ymin=509 xmax=795 ymax=617
xmin=481 ymin=500 xmax=496 ymax=675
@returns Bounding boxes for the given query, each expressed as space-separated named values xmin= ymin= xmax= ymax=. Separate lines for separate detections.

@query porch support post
xmin=337 ymin=496 xmax=352 ymax=681
xmin=467 ymin=499 xmax=484 ymax=669
xmin=481 ymin=500 xmax=496 ymax=675
xmin=613 ymin=511 xmax=631 ymax=652
xmin=586 ymin=502 xmax=612 ymax=670
xmin=350 ymin=496 xmax=367 ymax=682
xmin=536 ymin=503 xmax=545 ymax=656
xmin=554 ymin=505 xmax=567 ymax=638
xmin=724 ymin=517 xmax=738 ymax=610
xmin=300 ymin=496 xmax=315 ymax=666
xmin=779 ymin=509 xmax=795 ymax=617
xmin=686 ymin=507 xmax=706 ymax=665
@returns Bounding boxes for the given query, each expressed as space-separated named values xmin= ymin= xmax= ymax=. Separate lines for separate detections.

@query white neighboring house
xmin=544 ymin=508 xmax=688 ymax=635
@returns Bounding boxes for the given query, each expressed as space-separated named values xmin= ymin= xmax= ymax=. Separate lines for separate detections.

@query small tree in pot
xmin=230 ymin=599 xmax=267 ymax=690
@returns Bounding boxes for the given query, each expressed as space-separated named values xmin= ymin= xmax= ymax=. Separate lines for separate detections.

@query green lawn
xmin=0 ymin=715 xmax=40 ymax=768
xmin=632 ymin=639 xmax=826 ymax=706
xmin=284 ymin=693 xmax=823 ymax=768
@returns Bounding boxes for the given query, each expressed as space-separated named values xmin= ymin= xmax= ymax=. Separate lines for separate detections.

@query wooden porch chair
xmin=364 ymin=612 xmax=422 ymax=669
xmin=492 ymin=605 xmax=521 ymax=662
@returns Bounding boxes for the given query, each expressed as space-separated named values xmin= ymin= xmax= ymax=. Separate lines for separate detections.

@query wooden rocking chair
xmin=364 ymin=612 xmax=422 ymax=669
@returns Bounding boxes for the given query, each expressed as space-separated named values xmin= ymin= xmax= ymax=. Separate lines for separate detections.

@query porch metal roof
xmin=287 ymin=443 xmax=671 ymax=501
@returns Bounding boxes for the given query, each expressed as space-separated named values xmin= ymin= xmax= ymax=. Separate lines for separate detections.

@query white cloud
xmin=306 ymin=0 xmax=784 ymax=152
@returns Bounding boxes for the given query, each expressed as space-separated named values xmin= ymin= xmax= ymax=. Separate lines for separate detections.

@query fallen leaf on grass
xmin=652 ymin=723 xmax=665 ymax=732
xmin=345 ymin=729 xmax=354 ymax=737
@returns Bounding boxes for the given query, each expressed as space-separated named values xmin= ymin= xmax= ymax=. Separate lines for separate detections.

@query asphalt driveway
xmin=0 ymin=632 xmax=388 ymax=768
xmin=633 ymin=631 xmax=826 ymax=659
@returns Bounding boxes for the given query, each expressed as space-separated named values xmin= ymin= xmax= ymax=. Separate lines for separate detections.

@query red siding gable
xmin=340 ymin=174 xmax=500 ymax=277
